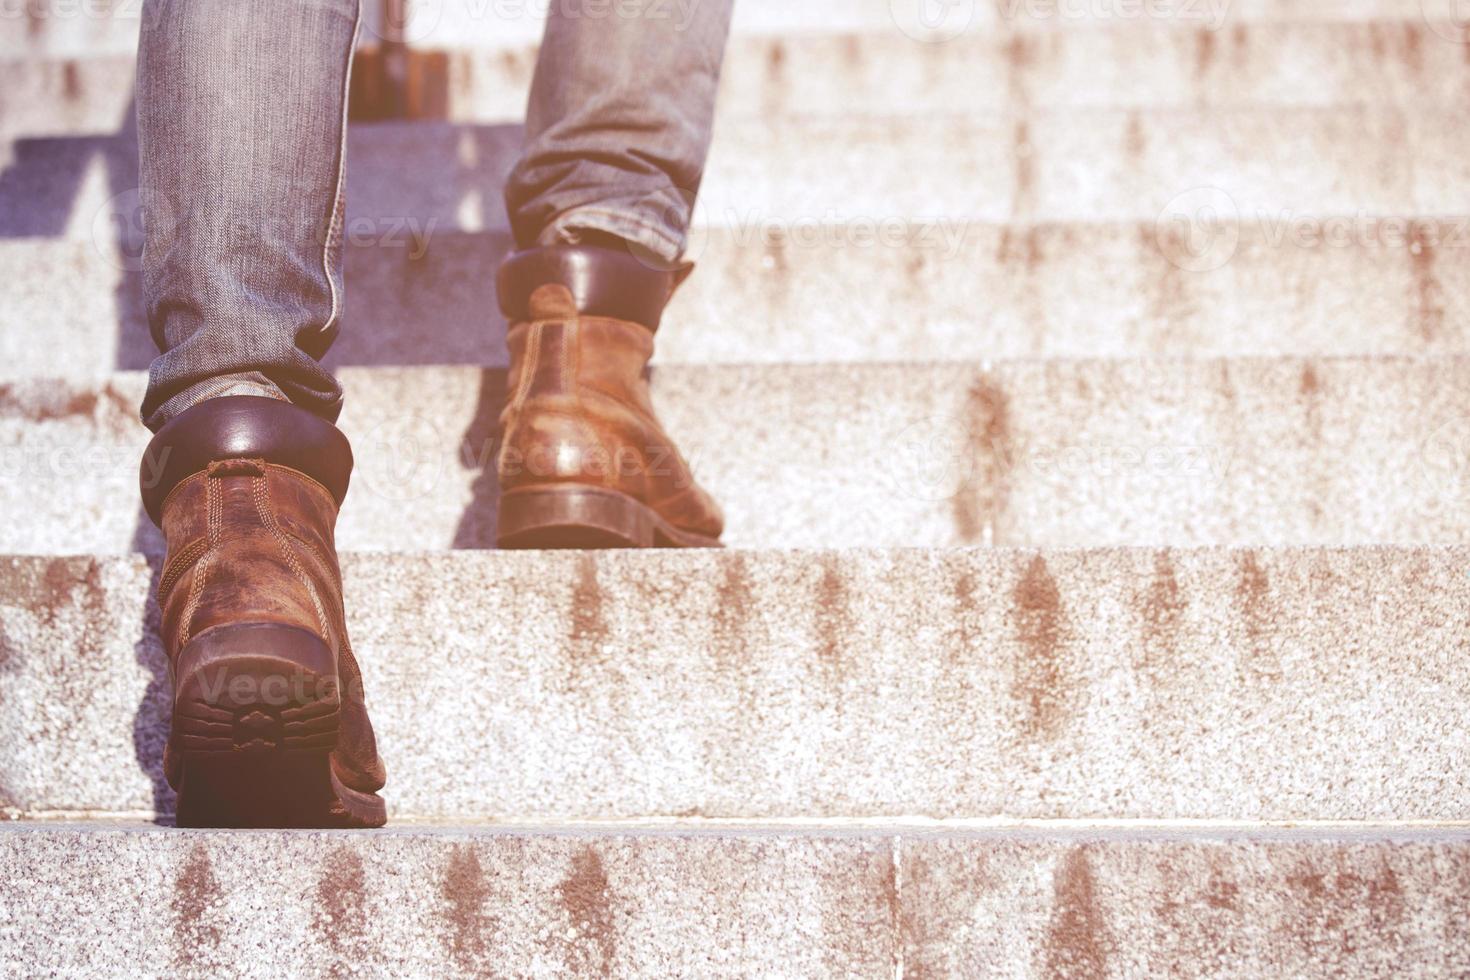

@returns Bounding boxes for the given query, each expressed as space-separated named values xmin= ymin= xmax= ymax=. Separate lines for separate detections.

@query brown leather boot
xmin=494 ymin=244 xmax=724 ymax=549
xmin=140 ymin=396 xmax=386 ymax=827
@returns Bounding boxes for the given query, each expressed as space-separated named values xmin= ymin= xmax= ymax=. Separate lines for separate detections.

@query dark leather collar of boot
xmin=496 ymin=244 xmax=679 ymax=331
xmin=139 ymin=395 xmax=353 ymax=527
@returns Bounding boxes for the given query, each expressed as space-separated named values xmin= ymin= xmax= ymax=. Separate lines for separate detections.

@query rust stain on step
xmin=0 ymin=382 xmax=133 ymax=424
xmin=1409 ymin=225 xmax=1445 ymax=343
xmin=1403 ymin=23 xmax=1423 ymax=74
xmin=1004 ymin=33 xmax=1034 ymax=106
xmin=1234 ymin=550 xmax=1279 ymax=678
xmin=812 ymin=554 xmax=850 ymax=671
xmin=766 ymin=38 xmax=786 ymax=76
xmin=1223 ymin=24 xmax=1250 ymax=75
xmin=172 ymin=843 xmax=222 ymax=968
xmin=1010 ymin=555 xmax=1073 ymax=738
xmin=1123 ymin=113 xmax=1146 ymax=161
xmin=952 ymin=565 xmax=979 ymax=656
xmin=1138 ymin=550 xmax=1185 ymax=672
xmin=1012 ymin=120 xmax=1035 ymax=216
xmin=1043 ymin=847 xmax=1111 ymax=980
xmin=763 ymin=226 xmax=790 ymax=279
xmin=62 ymin=61 xmax=82 ymax=101
xmin=1139 ymin=224 xmax=1195 ymax=340
xmin=1206 ymin=871 xmax=1241 ymax=912
xmin=1194 ymin=28 xmax=1216 ymax=78
xmin=314 ymin=846 xmax=368 ymax=977
xmin=569 ymin=554 xmax=607 ymax=662
xmin=713 ymin=551 xmax=755 ymax=669
xmin=1369 ymin=22 xmax=1388 ymax=62
xmin=997 ymin=225 xmax=1043 ymax=273
xmin=1283 ymin=854 xmax=1405 ymax=952
xmin=1299 ymin=364 xmax=1320 ymax=397
xmin=441 ymin=844 xmax=494 ymax=972
xmin=952 ymin=376 xmax=1012 ymax=544
xmin=1299 ymin=363 xmax=1324 ymax=445
xmin=557 ymin=846 xmax=618 ymax=975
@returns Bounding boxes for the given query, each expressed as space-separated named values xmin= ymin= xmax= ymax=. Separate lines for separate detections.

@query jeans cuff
xmin=142 ymin=374 xmax=291 ymax=432
xmin=538 ymin=209 xmax=687 ymax=267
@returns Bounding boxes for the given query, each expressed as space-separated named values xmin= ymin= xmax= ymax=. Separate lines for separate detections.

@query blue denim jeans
xmin=136 ymin=0 xmax=734 ymax=431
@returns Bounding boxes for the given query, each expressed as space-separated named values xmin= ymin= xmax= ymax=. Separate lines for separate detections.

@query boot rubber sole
xmin=171 ymin=622 xmax=386 ymax=829
xmin=497 ymin=484 xmax=722 ymax=550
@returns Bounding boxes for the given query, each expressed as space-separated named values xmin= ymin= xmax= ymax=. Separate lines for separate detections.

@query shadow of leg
xmin=452 ymin=368 xmax=509 ymax=549
xmin=129 ymin=541 xmax=173 ymax=823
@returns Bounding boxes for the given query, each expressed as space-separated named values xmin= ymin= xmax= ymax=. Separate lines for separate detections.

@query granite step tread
xmin=7 ymin=19 xmax=1470 ymax=140
xmin=0 ymin=0 xmax=1443 ymax=59
xmin=6 ymin=215 xmax=1470 ymax=378
xmin=2 ymin=822 xmax=1468 ymax=977
xmin=0 ymin=357 xmax=1466 ymax=554
xmin=2 ymin=545 xmax=1467 ymax=822
xmin=8 ymin=109 xmax=1470 ymax=245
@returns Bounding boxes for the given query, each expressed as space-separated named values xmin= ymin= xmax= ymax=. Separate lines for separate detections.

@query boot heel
xmin=498 ymin=485 xmax=657 ymax=549
xmin=171 ymin=623 xmax=371 ymax=828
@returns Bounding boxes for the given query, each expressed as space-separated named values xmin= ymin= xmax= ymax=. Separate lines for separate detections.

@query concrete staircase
xmin=4 ymin=1 xmax=1470 ymax=975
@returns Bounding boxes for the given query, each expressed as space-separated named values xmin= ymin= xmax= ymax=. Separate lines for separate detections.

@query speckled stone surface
xmin=9 ymin=21 xmax=1470 ymax=142
xmin=0 ymin=0 xmax=1442 ymax=59
xmin=897 ymin=830 xmax=1470 ymax=978
xmin=9 ymin=108 xmax=1470 ymax=244
xmin=0 ymin=823 xmax=897 ymax=978
xmin=343 ymin=109 xmax=1470 ymax=231
xmin=1 ymin=546 xmax=1467 ymax=821
xmin=1 ymin=824 xmax=1469 ymax=978
xmin=3 ymin=358 xmax=1470 ymax=553
xmin=8 ymin=217 xmax=1470 ymax=378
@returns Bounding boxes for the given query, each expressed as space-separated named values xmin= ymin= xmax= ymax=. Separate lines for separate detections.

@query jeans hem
xmin=539 ymin=208 xmax=686 ymax=266
xmin=143 ymin=376 xmax=291 ymax=432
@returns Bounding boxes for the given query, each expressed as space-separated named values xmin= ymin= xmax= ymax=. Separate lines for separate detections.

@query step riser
xmin=6 ymin=220 xmax=1470 ymax=379
xmin=2 ymin=548 xmax=1467 ymax=821
xmin=1 ymin=359 xmax=1466 ymax=553
xmin=8 ymin=22 xmax=1470 ymax=139
xmin=2 ymin=828 xmax=1468 ymax=976
xmin=9 ymin=111 xmax=1470 ymax=245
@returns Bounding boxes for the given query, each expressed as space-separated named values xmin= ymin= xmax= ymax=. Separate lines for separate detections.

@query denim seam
xmin=320 ymin=1 xmax=363 ymax=351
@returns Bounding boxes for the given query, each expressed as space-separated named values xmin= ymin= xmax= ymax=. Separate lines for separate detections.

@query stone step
xmin=0 ymin=0 xmax=1441 ymax=59
xmin=7 ymin=20 xmax=1470 ymax=139
xmin=6 ymin=216 xmax=1470 ymax=379
xmin=7 ymin=109 xmax=1470 ymax=246
xmin=0 ymin=358 xmax=1466 ymax=555
xmin=1 ymin=823 xmax=1468 ymax=977
xmin=2 ymin=546 xmax=1467 ymax=821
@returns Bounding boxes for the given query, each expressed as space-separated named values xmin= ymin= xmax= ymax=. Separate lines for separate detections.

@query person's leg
xmin=505 ymin=0 xmax=734 ymax=265
xmin=134 ymin=0 xmax=385 ymax=827
xmin=495 ymin=0 xmax=735 ymax=549
xmin=136 ymin=0 xmax=359 ymax=430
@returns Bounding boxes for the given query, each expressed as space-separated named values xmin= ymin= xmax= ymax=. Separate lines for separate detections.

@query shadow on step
xmin=0 ymin=109 xmax=523 ymax=371
xmin=127 ymin=540 xmax=174 ymax=823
